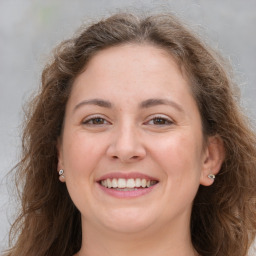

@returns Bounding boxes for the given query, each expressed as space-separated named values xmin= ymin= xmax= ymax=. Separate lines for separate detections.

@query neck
xmin=75 ymin=216 xmax=198 ymax=256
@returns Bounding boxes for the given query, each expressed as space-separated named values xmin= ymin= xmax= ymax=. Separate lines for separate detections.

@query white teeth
xmin=135 ymin=178 xmax=141 ymax=187
xmin=102 ymin=180 xmax=107 ymax=187
xmin=107 ymin=178 xmax=112 ymax=188
xmin=115 ymin=188 xmax=138 ymax=191
xmin=117 ymin=178 xmax=126 ymax=188
xmin=112 ymin=178 xmax=118 ymax=188
xmin=100 ymin=178 xmax=158 ymax=189
xmin=141 ymin=179 xmax=146 ymax=188
xmin=127 ymin=179 xmax=135 ymax=188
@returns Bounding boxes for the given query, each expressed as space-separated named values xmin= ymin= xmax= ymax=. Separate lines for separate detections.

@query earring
xmin=59 ymin=169 xmax=65 ymax=180
xmin=208 ymin=174 xmax=215 ymax=180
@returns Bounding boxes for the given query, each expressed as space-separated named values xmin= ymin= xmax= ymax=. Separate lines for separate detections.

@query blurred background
xmin=0 ymin=0 xmax=255 ymax=252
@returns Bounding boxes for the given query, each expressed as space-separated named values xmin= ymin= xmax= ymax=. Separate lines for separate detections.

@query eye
xmin=146 ymin=116 xmax=173 ymax=126
xmin=82 ymin=116 xmax=110 ymax=126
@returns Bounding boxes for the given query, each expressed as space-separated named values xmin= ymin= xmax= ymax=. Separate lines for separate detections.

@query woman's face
xmin=58 ymin=44 xmax=217 ymax=234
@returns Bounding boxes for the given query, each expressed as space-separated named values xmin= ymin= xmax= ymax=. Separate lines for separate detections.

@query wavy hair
xmin=5 ymin=12 xmax=256 ymax=256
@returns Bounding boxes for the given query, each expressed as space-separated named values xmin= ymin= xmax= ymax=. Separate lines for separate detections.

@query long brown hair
xmin=5 ymin=12 xmax=256 ymax=256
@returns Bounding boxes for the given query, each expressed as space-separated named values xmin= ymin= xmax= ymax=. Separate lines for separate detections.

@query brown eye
xmin=148 ymin=117 xmax=173 ymax=125
xmin=83 ymin=117 xmax=109 ymax=125
xmin=90 ymin=118 xmax=105 ymax=125
xmin=153 ymin=118 xmax=169 ymax=125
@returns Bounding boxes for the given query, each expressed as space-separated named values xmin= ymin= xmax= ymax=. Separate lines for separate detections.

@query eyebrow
xmin=73 ymin=99 xmax=112 ymax=112
xmin=139 ymin=98 xmax=184 ymax=112
xmin=73 ymin=98 xmax=184 ymax=113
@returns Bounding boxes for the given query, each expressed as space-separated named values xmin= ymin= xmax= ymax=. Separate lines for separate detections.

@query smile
xmin=100 ymin=178 xmax=158 ymax=190
xmin=96 ymin=173 xmax=159 ymax=198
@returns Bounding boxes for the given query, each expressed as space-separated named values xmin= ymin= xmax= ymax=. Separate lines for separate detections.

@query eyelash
xmin=145 ymin=116 xmax=173 ymax=126
xmin=82 ymin=115 xmax=173 ymax=127
xmin=82 ymin=116 xmax=110 ymax=126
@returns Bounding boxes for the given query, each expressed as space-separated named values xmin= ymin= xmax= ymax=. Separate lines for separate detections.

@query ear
xmin=57 ymin=137 xmax=65 ymax=182
xmin=200 ymin=136 xmax=225 ymax=186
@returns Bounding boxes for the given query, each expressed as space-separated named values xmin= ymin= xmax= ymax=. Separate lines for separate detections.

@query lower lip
xmin=97 ymin=183 xmax=158 ymax=198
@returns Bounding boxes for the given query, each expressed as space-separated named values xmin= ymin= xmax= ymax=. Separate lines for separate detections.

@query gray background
xmin=0 ymin=0 xmax=255 ymax=253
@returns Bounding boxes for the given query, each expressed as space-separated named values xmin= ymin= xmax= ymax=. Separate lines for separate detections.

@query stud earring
xmin=59 ymin=169 xmax=65 ymax=180
xmin=208 ymin=174 xmax=215 ymax=180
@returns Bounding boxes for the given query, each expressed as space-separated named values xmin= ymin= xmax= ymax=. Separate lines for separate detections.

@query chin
xmin=98 ymin=207 xmax=157 ymax=234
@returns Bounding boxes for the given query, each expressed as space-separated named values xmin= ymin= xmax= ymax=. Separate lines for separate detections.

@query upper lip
xmin=96 ymin=172 xmax=159 ymax=182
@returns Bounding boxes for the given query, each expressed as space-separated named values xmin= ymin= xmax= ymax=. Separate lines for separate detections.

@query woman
xmin=5 ymin=12 xmax=256 ymax=256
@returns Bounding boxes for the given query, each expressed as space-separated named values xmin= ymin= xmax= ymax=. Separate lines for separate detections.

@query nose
xmin=106 ymin=123 xmax=146 ymax=163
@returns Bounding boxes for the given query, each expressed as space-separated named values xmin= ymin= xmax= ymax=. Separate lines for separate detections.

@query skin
xmin=58 ymin=44 xmax=224 ymax=256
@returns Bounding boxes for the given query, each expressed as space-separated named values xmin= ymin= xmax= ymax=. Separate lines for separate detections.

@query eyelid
xmin=82 ymin=114 xmax=111 ymax=125
xmin=144 ymin=114 xmax=174 ymax=125
xmin=81 ymin=114 xmax=174 ymax=126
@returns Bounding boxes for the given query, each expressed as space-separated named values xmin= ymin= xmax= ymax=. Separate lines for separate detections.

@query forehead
xmin=71 ymin=44 xmax=192 ymax=98
xmin=84 ymin=44 xmax=184 ymax=78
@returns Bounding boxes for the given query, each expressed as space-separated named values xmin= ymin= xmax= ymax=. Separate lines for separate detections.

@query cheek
xmin=150 ymin=132 xmax=203 ymax=182
xmin=62 ymin=131 xmax=106 ymax=180
xmin=61 ymin=132 xmax=107 ymax=211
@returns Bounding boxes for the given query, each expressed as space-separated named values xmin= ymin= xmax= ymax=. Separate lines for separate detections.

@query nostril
xmin=111 ymin=155 xmax=140 ymax=162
